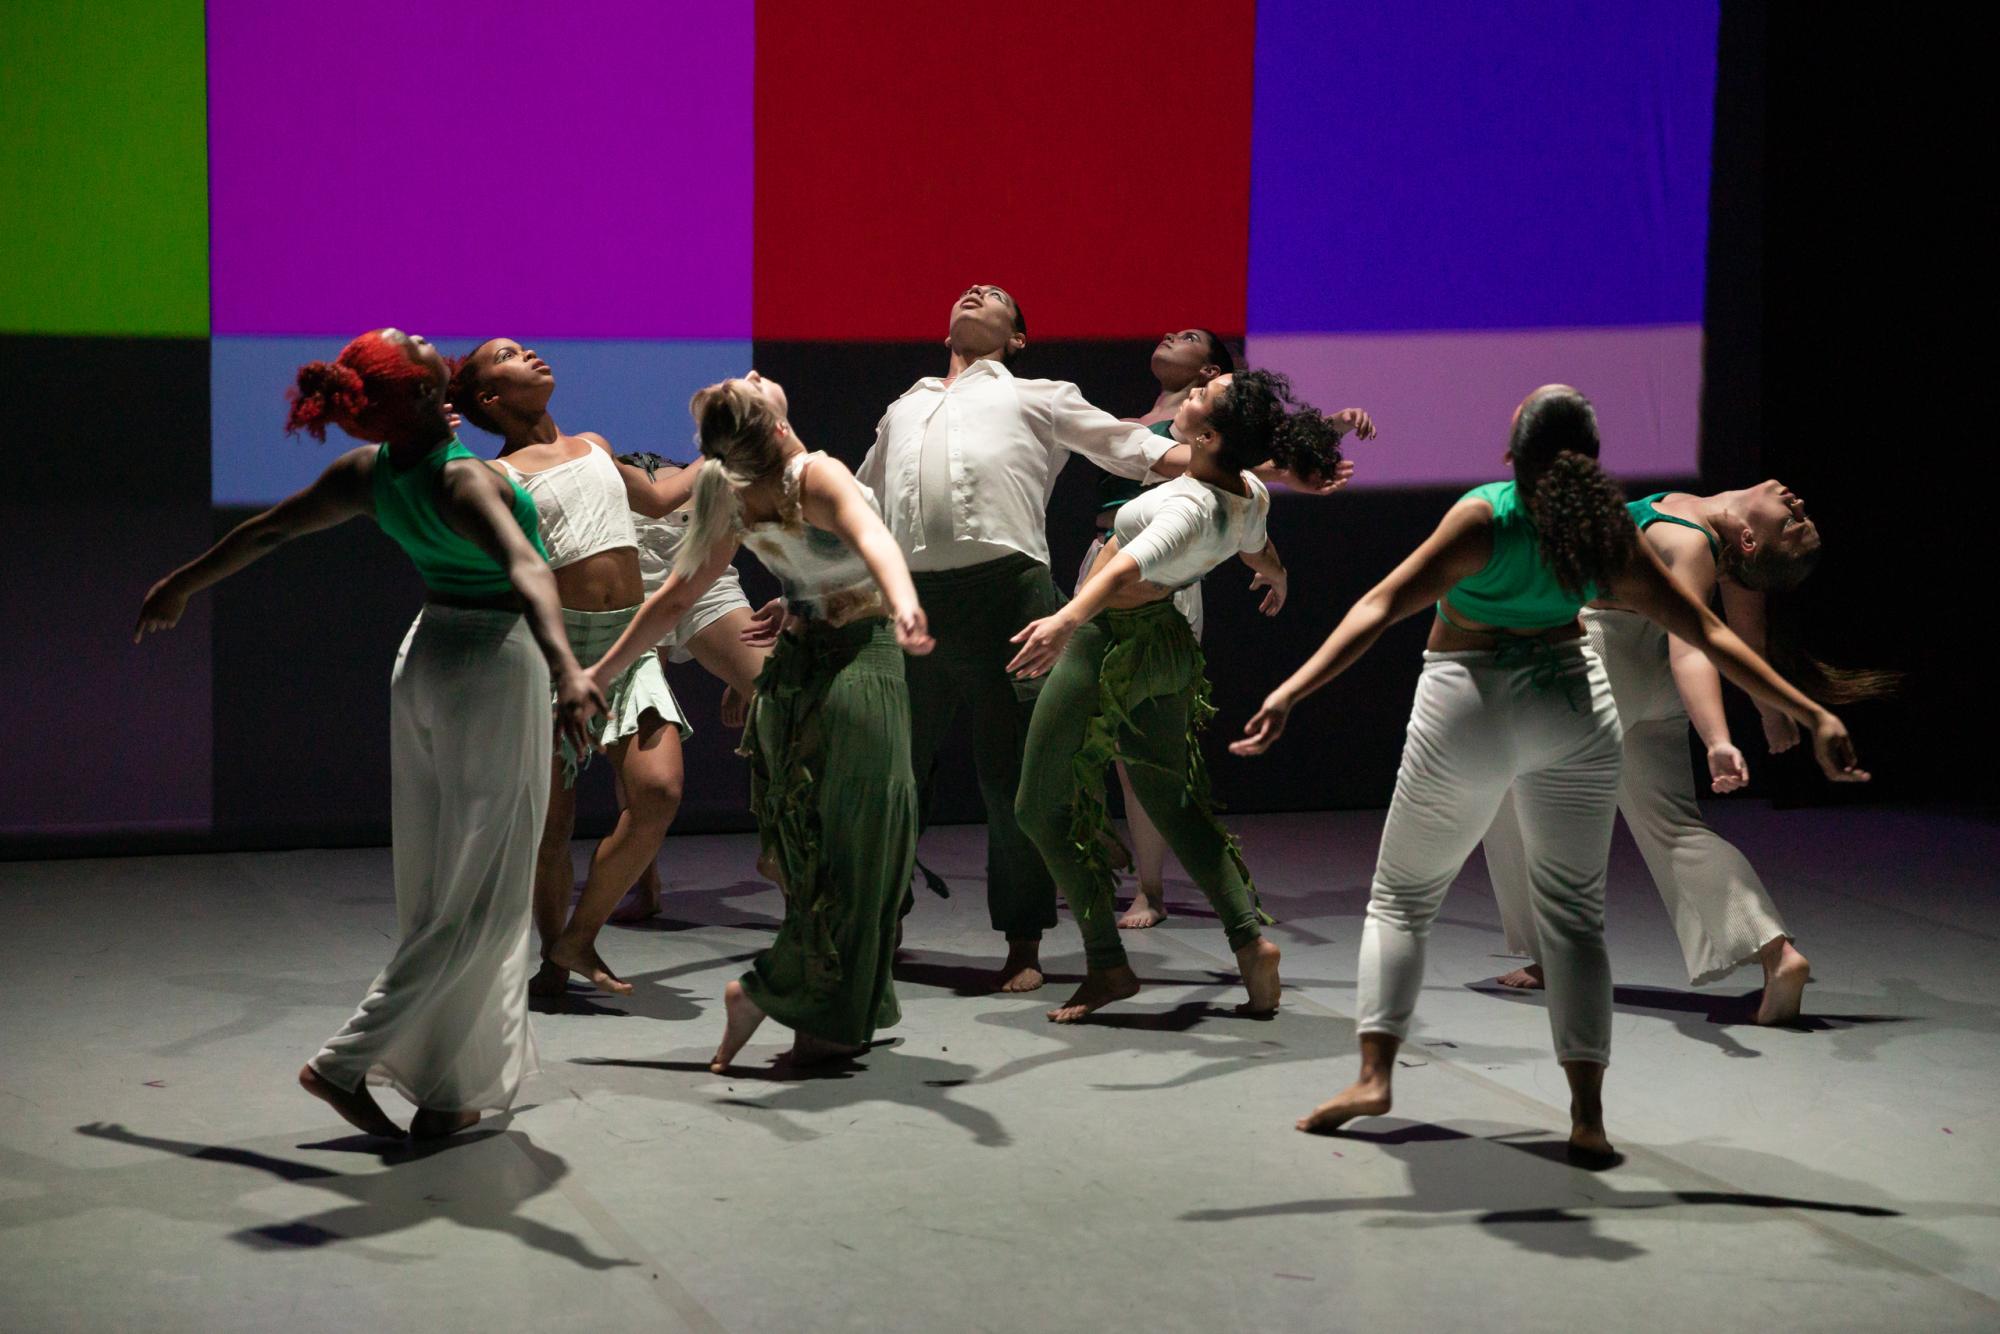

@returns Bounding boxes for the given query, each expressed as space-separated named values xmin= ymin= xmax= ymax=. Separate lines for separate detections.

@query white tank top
xmin=497 ymin=443 xmax=638 ymax=569
xmin=739 ymin=452 xmax=885 ymax=623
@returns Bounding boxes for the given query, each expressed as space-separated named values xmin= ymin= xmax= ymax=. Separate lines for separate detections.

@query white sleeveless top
xmin=497 ymin=442 xmax=638 ymax=568
xmin=739 ymin=451 xmax=886 ymax=623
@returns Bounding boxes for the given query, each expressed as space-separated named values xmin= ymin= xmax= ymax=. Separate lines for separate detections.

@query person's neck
xmin=499 ymin=411 xmax=562 ymax=452
xmin=1700 ymin=491 xmax=1745 ymax=545
xmin=1186 ymin=446 xmax=1244 ymax=492
xmin=943 ymin=344 xmax=1003 ymax=385
xmin=384 ymin=425 xmax=453 ymax=465
xmin=1143 ymin=380 xmax=1195 ymax=423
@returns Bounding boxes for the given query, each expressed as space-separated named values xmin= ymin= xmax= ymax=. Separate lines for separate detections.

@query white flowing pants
xmin=311 ymin=606 xmax=550 ymax=1112
xmin=1486 ymin=610 xmax=1790 ymax=985
xmin=1360 ymin=643 xmax=1622 ymax=1065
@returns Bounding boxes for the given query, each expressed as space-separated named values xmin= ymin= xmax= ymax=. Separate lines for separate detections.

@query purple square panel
xmin=207 ymin=1 xmax=751 ymax=338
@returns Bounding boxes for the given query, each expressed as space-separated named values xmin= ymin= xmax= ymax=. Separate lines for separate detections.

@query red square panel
xmin=755 ymin=0 xmax=1255 ymax=340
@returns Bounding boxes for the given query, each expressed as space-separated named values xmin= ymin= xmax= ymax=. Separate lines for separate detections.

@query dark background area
xmin=3 ymin=1 xmax=1991 ymax=858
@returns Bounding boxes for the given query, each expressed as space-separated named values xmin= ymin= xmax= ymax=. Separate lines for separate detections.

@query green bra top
xmin=1629 ymin=492 xmax=1721 ymax=559
xmin=371 ymin=437 xmax=547 ymax=597
xmin=1438 ymin=480 xmax=1598 ymax=630
xmin=1095 ymin=419 xmax=1175 ymax=512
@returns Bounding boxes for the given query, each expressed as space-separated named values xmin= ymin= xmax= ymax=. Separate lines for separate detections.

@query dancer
xmin=857 ymin=285 xmax=1353 ymax=992
xmin=1010 ymin=369 xmax=1345 ymax=1021
xmin=448 ymin=339 xmax=701 ymax=996
xmin=1079 ymin=330 xmax=1374 ymax=928
xmin=612 ymin=449 xmax=772 ymax=921
xmin=135 ymin=329 xmax=603 ymax=1138
xmin=589 ymin=372 xmax=933 ymax=1071
xmin=1230 ymin=386 xmax=1867 ymax=1161
xmin=1483 ymin=483 xmax=1892 ymax=1023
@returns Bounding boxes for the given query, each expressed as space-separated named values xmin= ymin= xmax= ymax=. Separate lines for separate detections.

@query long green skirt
xmin=739 ymin=616 xmax=915 ymax=1045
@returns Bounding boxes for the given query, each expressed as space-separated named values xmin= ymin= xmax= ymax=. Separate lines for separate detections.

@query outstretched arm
xmin=1230 ymin=498 xmax=1492 ymax=755
xmin=1005 ymin=536 xmax=1147 ymax=678
xmin=1718 ymin=578 xmax=1799 ymax=753
xmin=801 ymin=455 xmax=934 ymax=654
xmin=135 ymin=446 xmax=374 ymax=641
xmin=583 ymin=434 xmax=703 ymax=518
xmin=593 ymin=542 xmax=736 ymax=685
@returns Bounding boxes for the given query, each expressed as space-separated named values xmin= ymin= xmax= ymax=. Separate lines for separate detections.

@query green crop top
xmin=1095 ymin=420 xmax=1174 ymax=512
xmin=1629 ymin=492 xmax=1722 ymax=560
xmin=1438 ymin=480 xmax=1597 ymax=629
xmin=371 ymin=437 xmax=547 ymax=597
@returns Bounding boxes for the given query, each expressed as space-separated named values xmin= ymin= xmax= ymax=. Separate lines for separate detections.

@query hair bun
xmin=284 ymin=360 xmax=368 ymax=440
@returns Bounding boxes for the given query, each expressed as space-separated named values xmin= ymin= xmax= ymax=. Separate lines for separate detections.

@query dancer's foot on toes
xmin=528 ymin=959 xmax=570 ymax=999
xmin=1295 ymin=1080 xmax=1391 ymax=1135
xmin=546 ymin=938 xmax=633 ymax=996
xmin=994 ymin=940 xmax=1045 ymax=994
xmin=410 ymin=1108 xmax=481 ymax=1140
xmin=1046 ymin=965 xmax=1140 ymax=1023
xmin=710 ymin=980 xmax=767 ymax=1073
xmin=1496 ymin=963 xmax=1545 ymax=990
xmin=1235 ymin=937 xmax=1282 ymax=1016
xmin=1117 ymin=890 xmax=1168 ymax=930
xmin=298 ymin=1064 xmax=405 ymax=1139
xmin=785 ymin=1032 xmax=864 ymax=1067
xmin=1755 ymin=940 xmax=1810 ymax=1026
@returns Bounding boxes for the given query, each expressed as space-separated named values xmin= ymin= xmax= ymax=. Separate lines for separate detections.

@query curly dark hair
xmin=1205 ymin=368 xmax=1342 ymax=483
xmin=1508 ymin=388 xmax=1635 ymax=597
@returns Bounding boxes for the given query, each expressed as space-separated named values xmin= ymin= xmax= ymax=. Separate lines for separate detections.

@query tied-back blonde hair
xmin=673 ymin=379 xmax=789 ymax=579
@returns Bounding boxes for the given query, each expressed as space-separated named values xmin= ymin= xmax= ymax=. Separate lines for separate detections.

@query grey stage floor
xmin=2 ymin=805 xmax=1996 ymax=1332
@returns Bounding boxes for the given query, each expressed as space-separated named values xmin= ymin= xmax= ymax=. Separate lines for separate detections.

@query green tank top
xmin=1094 ymin=420 xmax=1174 ymax=512
xmin=1629 ymin=492 xmax=1721 ymax=559
xmin=371 ymin=437 xmax=547 ymax=597
xmin=1439 ymin=480 xmax=1597 ymax=629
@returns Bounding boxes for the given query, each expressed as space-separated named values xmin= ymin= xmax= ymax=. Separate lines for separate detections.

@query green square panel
xmin=0 ymin=2 xmax=208 ymax=335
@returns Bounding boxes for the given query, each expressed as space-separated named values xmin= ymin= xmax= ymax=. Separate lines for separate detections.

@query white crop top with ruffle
xmin=497 ymin=442 xmax=638 ymax=569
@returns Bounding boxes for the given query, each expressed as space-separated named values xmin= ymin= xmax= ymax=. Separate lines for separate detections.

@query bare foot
xmin=994 ymin=940 xmax=1044 ymax=994
xmin=607 ymin=883 xmax=661 ymax=924
xmin=1235 ymin=937 xmax=1282 ymax=1016
xmin=410 ymin=1108 xmax=481 ymax=1140
xmin=1117 ymin=887 xmax=1168 ymax=930
xmin=1046 ymin=964 xmax=1141 ymax=1023
xmin=1496 ymin=963 xmax=1545 ymax=989
xmin=710 ymin=980 xmax=767 ymax=1073
xmin=298 ymin=1064 xmax=404 ymax=1139
xmin=1295 ymin=1079 xmax=1391 ymax=1134
xmin=785 ymin=1031 xmax=864 ymax=1067
xmin=528 ymin=959 xmax=570 ymax=999
xmin=546 ymin=936 xmax=633 ymax=996
xmin=1566 ymin=1120 xmax=1620 ymax=1169
xmin=1756 ymin=939 xmax=1811 ymax=1026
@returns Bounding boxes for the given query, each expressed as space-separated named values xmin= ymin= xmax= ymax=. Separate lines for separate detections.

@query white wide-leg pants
xmin=1485 ymin=610 xmax=1790 ymax=986
xmin=1359 ymin=643 xmax=1622 ymax=1064
xmin=311 ymin=606 xmax=551 ymax=1112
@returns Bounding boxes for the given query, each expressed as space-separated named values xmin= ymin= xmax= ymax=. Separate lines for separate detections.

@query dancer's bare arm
xmin=1005 ymin=536 xmax=1145 ymax=678
xmin=1649 ymin=528 xmax=1747 ymax=790
xmin=581 ymin=433 xmax=704 ymax=518
xmin=592 ymin=543 xmax=736 ymax=685
xmin=1231 ymin=499 xmax=1493 ymax=755
xmin=135 ymin=447 xmax=374 ymax=640
xmin=800 ymin=454 xmax=934 ymax=654
xmin=1717 ymin=578 xmax=1799 ymax=752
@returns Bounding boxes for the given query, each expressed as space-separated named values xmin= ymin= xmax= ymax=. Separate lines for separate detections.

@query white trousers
xmin=1360 ymin=643 xmax=1622 ymax=1064
xmin=1485 ymin=610 xmax=1790 ymax=985
xmin=311 ymin=606 xmax=550 ymax=1112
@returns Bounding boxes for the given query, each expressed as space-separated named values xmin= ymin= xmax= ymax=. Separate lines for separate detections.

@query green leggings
xmin=1014 ymin=601 xmax=1266 ymax=971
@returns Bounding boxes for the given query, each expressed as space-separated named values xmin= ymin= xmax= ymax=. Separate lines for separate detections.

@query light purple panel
xmin=1250 ymin=327 xmax=1703 ymax=487
xmin=207 ymin=1 xmax=751 ymax=338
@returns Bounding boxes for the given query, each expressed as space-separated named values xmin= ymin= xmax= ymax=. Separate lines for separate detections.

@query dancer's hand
xmin=1760 ymin=707 xmax=1800 ymax=754
xmin=1255 ymin=458 xmax=1353 ymax=494
xmin=895 ymin=605 xmax=936 ymax=656
xmin=741 ymin=597 xmax=786 ymax=648
xmin=134 ymin=575 xmax=190 ymax=643
xmin=720 ymin=685 xmax=750 ymax=728
xmin=1006 ymin=611 xmax=1076 ymax=679
xmin=443 ymin=401 xmax=465 ymax=431
xmin=1250 ymin=567 xmax=1288 ymax=616
xmin=1331 ymin=408 xmax=1376 ymax=441
xmin=1809 ymin=711 xmax=1870 ymax=783
xmin=1230 ymin=690 xmax=1295 ymax=756
xmin=557 ymin=667 xmax=607 ymax=757
xmin=1707 ymin=741 xmax=1750 ymax=793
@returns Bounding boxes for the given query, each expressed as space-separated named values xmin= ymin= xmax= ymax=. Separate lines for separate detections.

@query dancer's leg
xmin=1481 ymin=788 xmax=1545 ymax=987
xmin=685 ymin=606 xmax=768 ymax=700
xmin=1115 ymin=760 xmax=1171 ymax=928
xmin=528 ymin=757 xmax=576 ymax=997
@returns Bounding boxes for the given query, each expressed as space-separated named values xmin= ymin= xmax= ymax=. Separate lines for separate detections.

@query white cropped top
xmin=1112 ymin=472 xmax=1270 ymax=590
xmin=497 ymin=442 xmax=638 ymax=569
xmin=739 ymin=451 xmax=886 ymax=623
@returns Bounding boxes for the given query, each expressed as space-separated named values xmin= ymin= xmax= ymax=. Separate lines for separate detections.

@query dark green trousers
xmin=907 ymin=554 xmax=1064 ymax=940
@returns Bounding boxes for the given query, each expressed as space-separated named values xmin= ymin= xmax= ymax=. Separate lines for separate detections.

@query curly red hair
xmin=285 ymin=330 xmax=430 ymax=442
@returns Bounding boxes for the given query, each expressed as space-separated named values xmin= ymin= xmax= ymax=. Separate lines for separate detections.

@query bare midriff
xmin=552 ymin=547 xmax=646 ymax=611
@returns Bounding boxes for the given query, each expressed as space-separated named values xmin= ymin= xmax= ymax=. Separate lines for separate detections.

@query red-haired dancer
xmin=137 ymin=329 xmax=604 ymax=1139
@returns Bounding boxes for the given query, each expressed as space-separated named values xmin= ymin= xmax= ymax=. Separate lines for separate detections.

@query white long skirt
xmin=310 ymin=605 xmax=550 ymax=1112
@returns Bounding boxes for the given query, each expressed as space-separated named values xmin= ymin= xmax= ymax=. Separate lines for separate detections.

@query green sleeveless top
xmin=1629 ymin=492 xmax=1721 ymax=559
xmin=1439 ymin=480 xmax=1597 ymax=629
xmin=1095 ymin=419 xmax=1174 ymax=512
xmin=371 ymin=437 xmax=547 ymax=597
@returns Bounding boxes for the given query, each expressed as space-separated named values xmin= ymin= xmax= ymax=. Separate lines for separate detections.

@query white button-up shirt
xmin=857 ymin=358 xmax=1175 ymax=570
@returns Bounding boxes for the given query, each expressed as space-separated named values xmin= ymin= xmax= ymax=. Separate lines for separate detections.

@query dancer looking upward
xmin=136 ymin=329 xmax=603 ymax=1139
xmin=1009 ymin=370 xmax=1345 ymax=1022
xmin=857 ymin=285 xmax=1347 ymax=993
xmin=1483 ymin=482 xmax=1894 ymax=1023
xmin=1231 ymin=386 xmax=1867 ymax=1163
xmin=590 ymin=372 xmax=933 ymax=1072
xmin=449 ymin=339 xmax=701 ymax=997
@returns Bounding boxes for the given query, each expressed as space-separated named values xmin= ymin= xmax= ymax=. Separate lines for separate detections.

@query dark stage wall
xmin=4 ymin=1 xmax=1989 ymax=858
